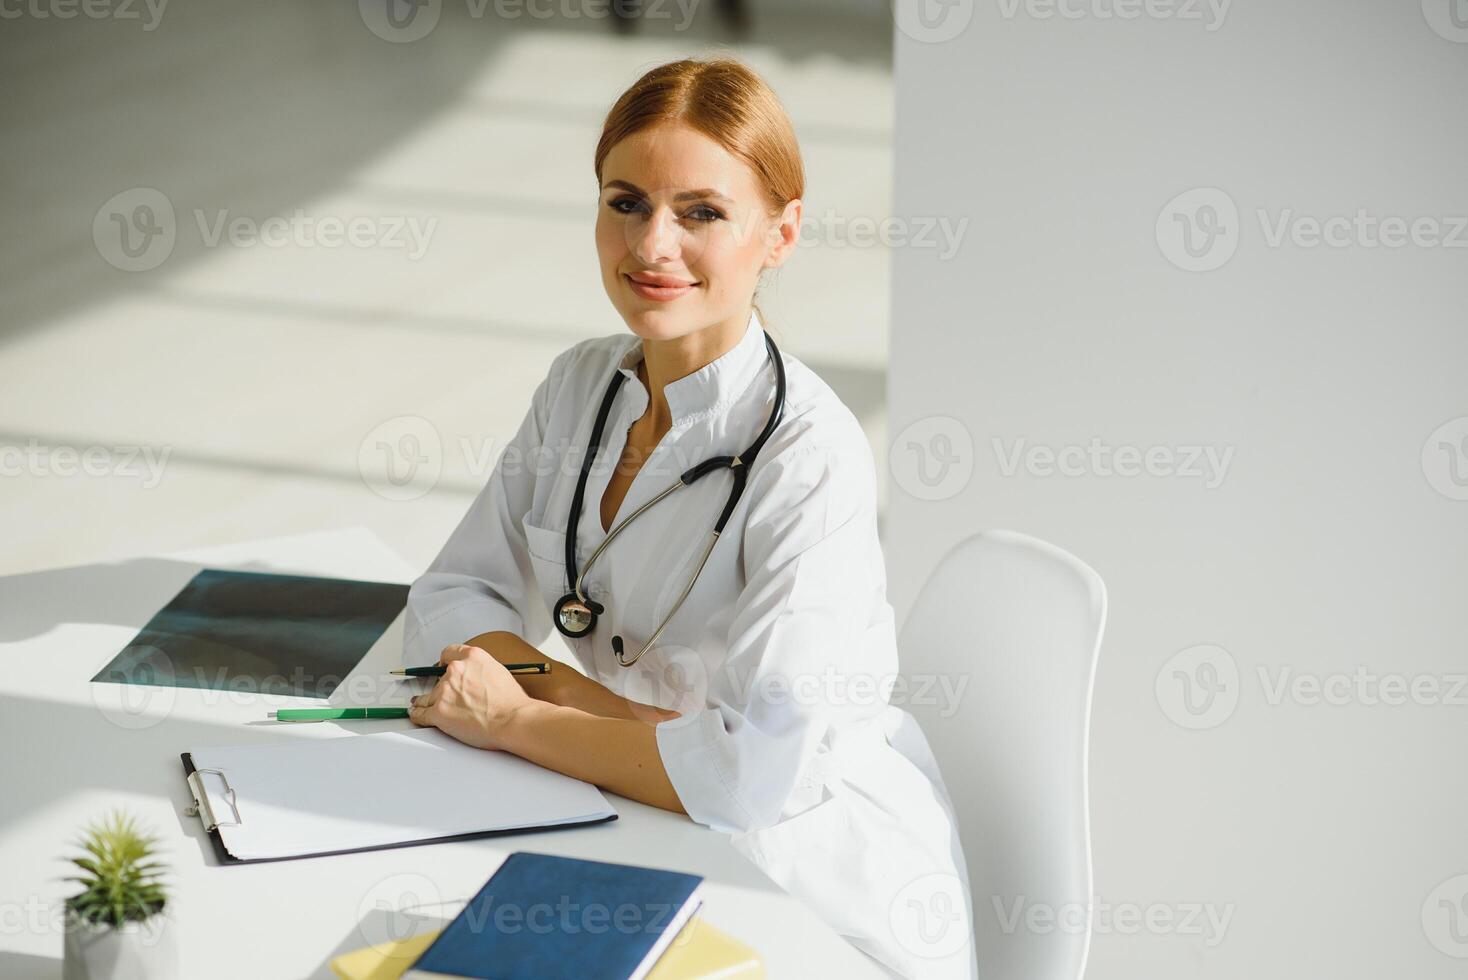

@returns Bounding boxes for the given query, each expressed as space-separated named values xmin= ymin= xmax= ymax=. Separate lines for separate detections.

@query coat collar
xmin=614 ymin=307 xmax=767 ymax=426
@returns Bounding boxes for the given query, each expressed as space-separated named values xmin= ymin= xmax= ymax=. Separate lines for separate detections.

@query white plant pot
xmin=63 ymin=908 xmax=178 ymax=980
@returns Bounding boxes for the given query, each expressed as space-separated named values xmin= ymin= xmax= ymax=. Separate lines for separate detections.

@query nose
xmin=629 ymin=204 xmax=682 ymax=266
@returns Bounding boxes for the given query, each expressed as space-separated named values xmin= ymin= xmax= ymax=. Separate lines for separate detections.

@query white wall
xmin=889 ymin=1 xmax=1468 ymax=976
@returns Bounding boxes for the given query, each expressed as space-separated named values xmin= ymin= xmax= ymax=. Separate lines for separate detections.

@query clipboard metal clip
xmin=185 ymin=767 xmax=244 ymax=832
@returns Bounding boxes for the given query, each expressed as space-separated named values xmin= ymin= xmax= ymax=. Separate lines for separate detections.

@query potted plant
xmin=61 ymin=809 xmax=177 ymax=980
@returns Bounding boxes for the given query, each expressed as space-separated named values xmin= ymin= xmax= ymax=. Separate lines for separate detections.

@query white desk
xmin=0 ymin=527 xmax=883 ymax=980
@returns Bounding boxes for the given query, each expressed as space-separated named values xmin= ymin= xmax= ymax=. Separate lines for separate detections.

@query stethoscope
xmin=553 ymin=330 xmax=787 ymax=667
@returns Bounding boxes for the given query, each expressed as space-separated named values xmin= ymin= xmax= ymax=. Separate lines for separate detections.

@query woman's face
xmin=595 ymin=123 xmax=800 ymax=343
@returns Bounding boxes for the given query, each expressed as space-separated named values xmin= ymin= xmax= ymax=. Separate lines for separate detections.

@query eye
xmin=608 ymin=196 xmax=645 ymax=215
xmin=686 ymin=205 xmax=724 ymax=223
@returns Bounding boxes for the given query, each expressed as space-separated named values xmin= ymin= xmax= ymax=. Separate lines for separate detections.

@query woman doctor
xmin=404 ymin=57 xmax=976 ymax=980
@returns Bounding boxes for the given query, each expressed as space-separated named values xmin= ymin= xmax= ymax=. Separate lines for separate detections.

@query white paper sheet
xmin=186 ymin=728 xmax=616 ymax=860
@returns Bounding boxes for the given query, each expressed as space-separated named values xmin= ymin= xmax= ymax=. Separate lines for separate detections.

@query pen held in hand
xmin=389 ymin=662 xmax=551 ymax=678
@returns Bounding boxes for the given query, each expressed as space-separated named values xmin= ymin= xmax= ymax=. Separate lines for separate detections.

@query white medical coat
xmin=405 ymin=309 xmax=977 ymax=979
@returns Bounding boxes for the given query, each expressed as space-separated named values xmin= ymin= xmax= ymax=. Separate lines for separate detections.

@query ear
xmin=761 ymin=198 xmax=802 ymax=271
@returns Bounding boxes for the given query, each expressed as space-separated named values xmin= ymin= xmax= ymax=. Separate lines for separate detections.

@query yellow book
xmin=330 ymin=929 xmax=440 ymax=980
xmin=648 ymin=916 xmax=765 ymax=980
xmin=329 ymin=915 xmax=763 ymax=980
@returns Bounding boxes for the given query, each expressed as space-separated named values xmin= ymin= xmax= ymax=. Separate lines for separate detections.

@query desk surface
xmin=0 ymin=527 xmax=883 ymax=980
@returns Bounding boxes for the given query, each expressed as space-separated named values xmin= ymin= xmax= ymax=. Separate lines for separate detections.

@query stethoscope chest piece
xmin=554 ymin=592 xmax=600 ymax=638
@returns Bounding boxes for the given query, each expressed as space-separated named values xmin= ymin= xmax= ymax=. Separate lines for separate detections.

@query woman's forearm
xmin=500 ymin=700 xmax=687 ymax=815
xmin=464 ymin=630 xmax=679 ymax=722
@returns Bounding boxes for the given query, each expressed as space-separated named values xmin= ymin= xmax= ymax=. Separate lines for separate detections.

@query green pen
xmin=267 ymin=707 xmax=411 ymax=723
xmin=390 ymin=662 xmax=550 ymax=677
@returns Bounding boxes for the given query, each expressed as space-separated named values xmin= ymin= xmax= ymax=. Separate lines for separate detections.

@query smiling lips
xmin=625 ymin=271 xmax=699 ymax=301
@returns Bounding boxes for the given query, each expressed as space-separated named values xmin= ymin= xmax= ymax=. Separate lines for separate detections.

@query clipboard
xmin=180 ymin=731 xmax=619 ymax=865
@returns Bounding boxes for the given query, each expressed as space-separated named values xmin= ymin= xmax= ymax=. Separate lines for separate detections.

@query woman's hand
xmin=407 ymin=644 xmax=532 ymax=750
xmin=459 ymin=631 xmax=583 ymax=709
xmin=405 ymin=642 xmax=687 ymax=813
xmin=459 ymin=630 xmax=681 ymax=723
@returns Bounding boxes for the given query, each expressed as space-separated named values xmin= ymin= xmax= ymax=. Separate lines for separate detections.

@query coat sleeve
xmin=653 ymin=438 xmax=897 ymax=833
xmin=402 ymin=352 xmax=565 ymax=663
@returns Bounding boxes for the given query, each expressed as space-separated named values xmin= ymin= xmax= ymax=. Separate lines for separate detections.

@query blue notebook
xmin=405 ymin=852 xmax=704 ymax=980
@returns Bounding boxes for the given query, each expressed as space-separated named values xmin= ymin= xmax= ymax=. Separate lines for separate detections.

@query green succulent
xmin=62 ymin=810 xmax=168 ymax=928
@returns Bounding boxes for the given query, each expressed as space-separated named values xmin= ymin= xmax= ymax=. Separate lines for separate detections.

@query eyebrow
xmin=601 ymin=180 xmax=734 ymax=205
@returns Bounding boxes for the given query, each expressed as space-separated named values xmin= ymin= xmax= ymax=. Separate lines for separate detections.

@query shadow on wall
xmin=2 ymin=0 xmax=892 ymax=350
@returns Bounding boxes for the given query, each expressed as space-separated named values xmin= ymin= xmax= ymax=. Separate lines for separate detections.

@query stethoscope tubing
xmin=571 ymin=473 xmax=685 ymax=604
xmin=556 ymin=329 xmax=787 ymax=666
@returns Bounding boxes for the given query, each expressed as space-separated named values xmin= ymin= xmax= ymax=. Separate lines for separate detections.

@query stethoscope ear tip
xmin=611 ymin=634 xmax=640 ymax=667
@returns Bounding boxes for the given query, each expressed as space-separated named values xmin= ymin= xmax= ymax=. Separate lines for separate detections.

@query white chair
xmin=898 ymin=529 xmax=1107 ymax=980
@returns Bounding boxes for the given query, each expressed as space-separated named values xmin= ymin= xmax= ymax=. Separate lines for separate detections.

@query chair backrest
xmin=898 ymin=529 xmax=1106 ymax=980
